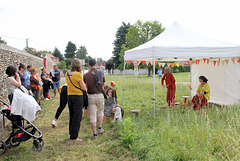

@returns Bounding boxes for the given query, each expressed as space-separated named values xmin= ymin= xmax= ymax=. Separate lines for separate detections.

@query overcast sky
xmin=1 ymin=0 xmax=240 ymax=60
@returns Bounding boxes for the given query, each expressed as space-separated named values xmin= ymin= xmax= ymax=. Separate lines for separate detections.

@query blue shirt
xmin=157 ymin=70 xmax=162 ymax=76
xmin=24 ymin=70 xmax=31 ymax=86
xmin=18 ymin=72 xmax=28 ymax=88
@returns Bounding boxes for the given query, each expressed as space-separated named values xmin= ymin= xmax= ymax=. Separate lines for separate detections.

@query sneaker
xmin=98 ymin=128 xmax=104 ymax=134
xmin=45 ymin=98 xmax=50 ymax=101
xmin=93 ymin=134 xmax=98 ymax=139
xmin=52 ymin=120 xmax=57 ymax=127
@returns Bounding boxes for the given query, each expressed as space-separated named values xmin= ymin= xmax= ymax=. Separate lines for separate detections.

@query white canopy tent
xmin=123 ymin=22 xmax=240 ymax=115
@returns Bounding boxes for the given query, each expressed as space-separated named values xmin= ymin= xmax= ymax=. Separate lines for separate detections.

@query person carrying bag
xmin=65 ymin=58 xmax=87 ymax=142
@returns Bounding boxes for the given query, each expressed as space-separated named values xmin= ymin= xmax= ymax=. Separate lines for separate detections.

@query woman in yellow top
xmin=192 ymin=76 xmax=210 ymax=110
xmin=65 ymin=58 xmax=87 ymax=142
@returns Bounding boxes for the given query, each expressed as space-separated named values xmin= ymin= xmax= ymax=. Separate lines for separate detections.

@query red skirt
xmin=192 ymin=94 xmax=207 ymax=110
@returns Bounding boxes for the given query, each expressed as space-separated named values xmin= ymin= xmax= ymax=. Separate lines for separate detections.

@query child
xmin=104 ymin=87 xmax=122 ymax=122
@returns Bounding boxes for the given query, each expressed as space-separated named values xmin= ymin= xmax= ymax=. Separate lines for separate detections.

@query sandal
xmin=70 ymin=139 xmax=83 ymax=142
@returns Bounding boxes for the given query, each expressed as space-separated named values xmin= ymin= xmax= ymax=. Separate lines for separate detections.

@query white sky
xmin=1 ymin=0 xmax=240 ymax=60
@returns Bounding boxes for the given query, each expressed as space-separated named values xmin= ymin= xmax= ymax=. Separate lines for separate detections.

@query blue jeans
xmin=53 ymin=81 xmax=60 ymax=90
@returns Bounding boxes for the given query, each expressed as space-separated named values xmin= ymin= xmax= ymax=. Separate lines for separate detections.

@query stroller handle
xmin=0 ymin=99 xmax=10 ymax=107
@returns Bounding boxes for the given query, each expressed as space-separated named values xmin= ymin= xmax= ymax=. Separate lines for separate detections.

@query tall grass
xmin=106 ymin=74 xmax=240 ymax=160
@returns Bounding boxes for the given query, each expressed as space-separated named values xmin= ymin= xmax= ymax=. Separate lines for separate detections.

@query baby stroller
xmin=0 ymin=99 xmax=44 ymax=154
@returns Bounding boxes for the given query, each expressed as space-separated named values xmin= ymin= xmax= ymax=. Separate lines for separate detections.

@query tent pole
xmin=153 ymin=58 xmax=156 ymax=117
xmin=122 ymin=59 xmax=126 ymax=104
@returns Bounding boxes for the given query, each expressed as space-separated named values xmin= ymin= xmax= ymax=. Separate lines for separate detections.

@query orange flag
xmin=155 ymin=62 xmax=158 ymax=66
xmin=213 ymin=60 xmax=217 ymax=66
xmin=237 ymin=58 xmax=240 ymax=63
xmin=171 ymin=63 xmax=175 ymax=68
xmin=142 ymin=61 xmax=146 ymax=66
xmin=203 ymin=58 xmax=207 ymax=64
xmin=128 ymin=60 xmax=132 ymax=65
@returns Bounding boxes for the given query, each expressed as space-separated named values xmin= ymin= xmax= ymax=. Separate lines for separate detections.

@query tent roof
xmin=124 ymin=22 xmax=240 ymax=60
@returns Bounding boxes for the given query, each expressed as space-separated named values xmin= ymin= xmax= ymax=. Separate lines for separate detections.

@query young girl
xmin=30 ymin=67 xmax=41 ymax=104
xmin=104 ymin=86 xmax=122 ymax=122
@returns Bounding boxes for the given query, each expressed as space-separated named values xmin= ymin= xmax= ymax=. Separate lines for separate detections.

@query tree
xmin=119 ymin=20 xmax=165 ymax=75
xmin=0 ymin=37 xmax=7 ymax=44
xmin=64 ymin=58 xmax=73 ymax=69
xmin=64 ymin=41 xmax=77 ymax=58
xmin=76 ymin=45 xmax=88 ymax=60
xmin=57 ymin=61 xmax=66 ymax=70
xmin=112 ymin=22 xmax=131 ymax=68
xmin=53 ymin=47 xmax=64 ymax=61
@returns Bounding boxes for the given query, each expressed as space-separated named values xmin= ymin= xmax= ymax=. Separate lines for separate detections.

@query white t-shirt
xmin=6 ymin=76 xmax=17 ymax=95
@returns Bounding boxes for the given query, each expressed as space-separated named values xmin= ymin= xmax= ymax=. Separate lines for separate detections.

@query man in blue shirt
xmin=157 ymin=67 xmax=162 ymax=81
xmin=50 ymin=65 xmax=61 ymax=97
xmin=24 ymin=65 xmax=32 ymax=90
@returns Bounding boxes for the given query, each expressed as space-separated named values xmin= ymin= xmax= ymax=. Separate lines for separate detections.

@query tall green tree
xmin=76 ymin=45 xmax=88 ymax=59
xmin=126 ymin=20 xmax=165 ymax=49
xmin=118 ymin=20 xmax=165 ymax=74
xmin=53 ymin=47 xmax=64 ymax=61
xmin=112 ymin=22 xmax=131 ymax=68
xmin=64 ymin=41 xmax=77 ymax=58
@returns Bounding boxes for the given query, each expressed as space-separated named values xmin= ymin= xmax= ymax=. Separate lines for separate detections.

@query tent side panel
xmin=191 ymin=61 xmax=240 ymax=105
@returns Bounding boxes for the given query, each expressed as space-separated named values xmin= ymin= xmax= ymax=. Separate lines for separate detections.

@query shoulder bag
xmin=67 ymin=72 xmax=88 ymax=109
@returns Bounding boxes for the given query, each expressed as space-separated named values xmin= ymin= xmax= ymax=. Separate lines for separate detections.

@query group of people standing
xmin=5 ymin=64 xmax=61 ymax=105
xmin=159 ymin=67 xmax=210 ymax=109
xmin=51 ymin=58 xmax=123 ymax=142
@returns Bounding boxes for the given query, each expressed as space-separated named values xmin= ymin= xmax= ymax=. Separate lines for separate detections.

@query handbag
xmin=67 ymin=72 xmax=88 ymax=109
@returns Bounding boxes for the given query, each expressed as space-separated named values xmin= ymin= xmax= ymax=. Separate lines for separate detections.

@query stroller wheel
xmin=10 ymin=136 xmax=21 ymax=146
xmin=32 ymin=142 xmax=42 ymax=152
xmin=0 ymin=140 xmax=7 ymax=154
xmin=40 ymin=139 xmax=44 ymax=147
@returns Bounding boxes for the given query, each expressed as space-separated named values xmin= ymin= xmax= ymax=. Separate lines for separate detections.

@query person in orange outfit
xmin=192 ymin=76 xmax=210 ymax=110
xmin=161 ymin=67 xmax=176 ymax=107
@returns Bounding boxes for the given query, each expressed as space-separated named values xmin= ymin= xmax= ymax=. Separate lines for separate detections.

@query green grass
xmin=1 ymin=73 xmax=240 ymax=160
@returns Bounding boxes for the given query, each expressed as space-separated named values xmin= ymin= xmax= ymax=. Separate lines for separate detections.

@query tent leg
xmin=153 ymin=58 xmax=156 ymax=117
xmin=122 ymin=59 xmax=126 ymax=104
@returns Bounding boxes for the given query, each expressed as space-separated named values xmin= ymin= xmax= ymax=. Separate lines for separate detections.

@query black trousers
xmin=54 ymin=86 xmax=68 ymax=119
xmin=68 ymin=95 xmax=83 ymax=140
xmin=42 ymin=82 xmax=50 ymax=98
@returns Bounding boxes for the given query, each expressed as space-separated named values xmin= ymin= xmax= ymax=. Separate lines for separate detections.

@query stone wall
xmin=0 ymin=44 xmax=44 ymax=128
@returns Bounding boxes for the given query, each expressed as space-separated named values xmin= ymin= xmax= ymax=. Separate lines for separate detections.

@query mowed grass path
xmin=1 ymin=72 xmax=240 ymax=160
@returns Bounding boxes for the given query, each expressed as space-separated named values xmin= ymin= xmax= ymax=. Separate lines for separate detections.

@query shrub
xmin=119 ymin=117 xmax=138 ymax=148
